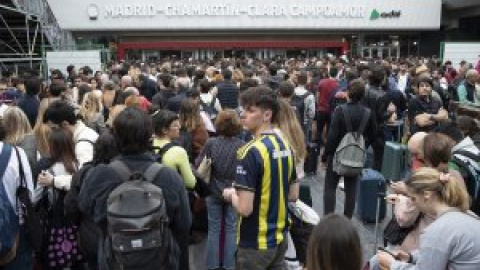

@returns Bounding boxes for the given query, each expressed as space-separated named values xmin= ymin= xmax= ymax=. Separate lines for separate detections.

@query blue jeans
xmin=206 ymin=196 xmax=237 ymax=270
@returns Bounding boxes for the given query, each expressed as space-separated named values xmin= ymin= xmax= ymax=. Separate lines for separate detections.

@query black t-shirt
xmin=408 ymin=96 xmax=442 ymax=133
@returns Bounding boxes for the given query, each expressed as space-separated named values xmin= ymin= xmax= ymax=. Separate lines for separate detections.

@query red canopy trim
xmin=117 ymin=41 xmax=348 ymax=59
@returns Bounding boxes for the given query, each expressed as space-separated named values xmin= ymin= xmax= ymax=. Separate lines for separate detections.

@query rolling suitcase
xmin=381 ymin=141 xmax=409 ymax=181
xmin=356 ymin=169 xmax=386 ymax=223
xmin=303 ymin=142 xmax=319 ymax=176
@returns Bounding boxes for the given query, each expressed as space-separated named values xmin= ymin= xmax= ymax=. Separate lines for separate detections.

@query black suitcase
xmin=304 ymin=142 xmax=319 ymax=176
xmin=299 ymin=179 xmax=313 ymax=207
xmin=356 ymin=169 xmax=386 ymax=223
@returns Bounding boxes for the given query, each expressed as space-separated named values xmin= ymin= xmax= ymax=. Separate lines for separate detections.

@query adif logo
xmin=370 ymin=9 xmax=401 ymax=20
xmin=87 ymin=4 xmax=100 ymax=20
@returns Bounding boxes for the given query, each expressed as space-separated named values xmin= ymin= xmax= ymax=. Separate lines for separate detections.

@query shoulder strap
xmin=301 ymin=92 xmax=311 ymax=99
xmin=209 ymin=97 xmax=216 ymax=107
xmin=13 ymin=146 xmax=26 ymax=188
xmin=77 ymin=139 xmax=94 ymax=145
xmin=453 ymin=150 xmax=480 ymax=163
xmin=358 ymin=109 xmax=371 ymax=135
xmin=109 ymin=160 xmax=131 ymax=183
xmin=340 ymin=106 xmax=353 ymax=133
xmin=0 ymin=144 xmax=13 ymax=181
xmin=157 ymin=142 xmax=177 ymax=161
xmin=143 ymin=163 xmax=166 ymax=183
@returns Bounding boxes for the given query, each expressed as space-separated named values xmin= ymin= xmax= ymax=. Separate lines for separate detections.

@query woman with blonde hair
xmin=232 ymin=69 xmax=245 ymax=87
xmin=79 ymin=92 xmax=106 ymax=134
xmin=3 ymin=106 xmax=38 ymax=170
xmin=276 ymin=99 xmax=307 ymax=178
xmin=378 ymin=167 xmax=480 ymax=270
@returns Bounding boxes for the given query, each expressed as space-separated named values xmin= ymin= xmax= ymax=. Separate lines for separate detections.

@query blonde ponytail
xmin=407 ymin=167 xmax=470 ymax=212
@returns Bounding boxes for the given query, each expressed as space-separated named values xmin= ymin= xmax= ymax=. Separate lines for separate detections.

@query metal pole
xmin=26 ymin=16 xmax=32 ymax=68
xmin=41 ymin=0 xmax=47 ymax=81
xmin=31 ymin=22 xmax=39 ymax=56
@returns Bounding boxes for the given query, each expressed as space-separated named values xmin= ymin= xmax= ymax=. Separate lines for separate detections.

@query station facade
xmin=47 ymin=0 xmax=442 ymax=60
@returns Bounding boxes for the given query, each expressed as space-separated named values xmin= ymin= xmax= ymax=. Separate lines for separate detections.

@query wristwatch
xmin=407 ymin=252 xmax=413 ymax=264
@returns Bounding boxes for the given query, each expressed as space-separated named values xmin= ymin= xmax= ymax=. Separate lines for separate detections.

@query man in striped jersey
xmin=223 ymin=86 xmax=299 ymax=270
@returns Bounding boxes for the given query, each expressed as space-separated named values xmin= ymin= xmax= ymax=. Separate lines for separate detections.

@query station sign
xmin=47 ymin=0 xmax=441 ymax=31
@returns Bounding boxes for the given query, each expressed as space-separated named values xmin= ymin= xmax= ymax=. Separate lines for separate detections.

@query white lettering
xmin=102 ymin=4 xmax=367 ymax=19
xmin=104 ymin=4 xmax=156 ymax=18
xmin=105 ymin=5 xmax=114 ymax=18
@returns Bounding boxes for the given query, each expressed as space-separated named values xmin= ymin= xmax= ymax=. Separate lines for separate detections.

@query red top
xmin=317 ymin=78 xmax=339 ymax=112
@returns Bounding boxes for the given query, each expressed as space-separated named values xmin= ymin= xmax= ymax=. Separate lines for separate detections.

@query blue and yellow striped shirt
xmin=234 ymin=133 xmax=296 ymax=249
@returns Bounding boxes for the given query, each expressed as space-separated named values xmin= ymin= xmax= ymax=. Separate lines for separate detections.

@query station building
xmin=24 ymin=0 xmax=480 ymax=61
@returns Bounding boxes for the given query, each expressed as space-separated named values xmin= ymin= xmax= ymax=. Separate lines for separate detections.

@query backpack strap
xmin=209 ymin=97 xmax=216 ymax=108
xmin=13 ymin=146 xmax=26 ymax=188
xmin=156 ymin=142 xmax=178 ymax=162
xmin=341 ymin=106 xmax=371 ymax=136
xmin=109 ymin=160 xmax=131 ymax=183
xmin=453 ymin=150 xmax=480 ymax=163
xmin=358 ymin=109 xmax=371 ymax=135
xmin=110 ymin=160 xmax=166 ymax=184
xmin=340 ymin=106 xmax=353 ymax=133
xmin=143 ymin=163 xmax=166 ymax=183
xmin=0 ymin=144 xmax=13 ymax=181
xmin=301 ymin=92 xmax=311 ymax=100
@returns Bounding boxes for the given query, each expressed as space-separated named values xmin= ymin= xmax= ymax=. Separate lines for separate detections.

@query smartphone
xmin=378 ymin=247 xmax=396 ymax=258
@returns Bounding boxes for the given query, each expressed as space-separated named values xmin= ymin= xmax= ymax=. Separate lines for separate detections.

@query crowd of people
xmin=0 ymin=54 xmax=480 ymax=270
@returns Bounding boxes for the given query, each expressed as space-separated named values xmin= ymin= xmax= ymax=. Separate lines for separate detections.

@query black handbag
xmin=289 ymin=212 xmax=315 ymax=264
xmin=14 ymin=146 xmax=44 ymax=253
xmin=383 ymin=213 xmax=422 ymax=246
xmin=42 ymin=189 xmax=83 ymax=269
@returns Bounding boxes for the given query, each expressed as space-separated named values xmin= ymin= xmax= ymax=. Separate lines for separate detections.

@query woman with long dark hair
xmin=179 ymin=99 xmax=209 ymax=161
xmin=37 ymin=128 xmax=78 ymax=189
xmin=36 ymin=128 xmax=83 ymax=269
xmin=307 ymin=214 xmax=362 ymax=270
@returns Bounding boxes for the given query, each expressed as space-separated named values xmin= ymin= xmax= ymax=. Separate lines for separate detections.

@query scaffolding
xmin=0 ymin=0 xmax=74 ymax=77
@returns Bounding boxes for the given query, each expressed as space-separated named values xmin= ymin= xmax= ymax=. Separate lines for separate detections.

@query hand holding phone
xmin=378 ymin=247 xmax=396 ymax=258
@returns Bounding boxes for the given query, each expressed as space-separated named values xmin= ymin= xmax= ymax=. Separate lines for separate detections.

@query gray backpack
xmin=333 ymin=106 xmax=371 ymax=177
xmin=105 ymin=161 xmax=178 ymax=270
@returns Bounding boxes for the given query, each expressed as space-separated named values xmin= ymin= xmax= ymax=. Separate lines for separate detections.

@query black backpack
xmin=105 ymin=161 xmax=178 ymax=270
xmin=200 ymin=97 xmax=218 ymax=121
xmin=290 ymin=92 xmax=312 ymax=130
